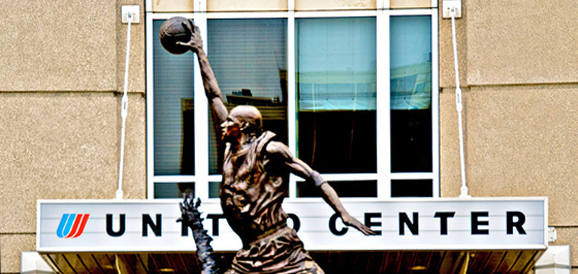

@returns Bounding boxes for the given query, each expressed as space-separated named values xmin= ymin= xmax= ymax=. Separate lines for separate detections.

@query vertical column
xmin=376 ymin=6 xmax=391 ymax=199
xmin=431 ymin=12 xmax=440 ymax=197
xmin=287 ymin=0 xmax=297 ymax=198
xmin=194 ymin=0 xmax=210 ymax=200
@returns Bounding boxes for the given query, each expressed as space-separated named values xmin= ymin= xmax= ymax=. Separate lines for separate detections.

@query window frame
xmin=145 ymin=6 xmax=439 ymax=200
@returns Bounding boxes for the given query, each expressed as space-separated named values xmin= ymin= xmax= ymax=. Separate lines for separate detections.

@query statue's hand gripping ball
xmin=159 ymin=17 xmax=193 ymax=55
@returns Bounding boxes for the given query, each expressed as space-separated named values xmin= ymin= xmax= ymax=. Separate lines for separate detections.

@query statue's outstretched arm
xmin=178 ymin=194 xmax=221 ymax=274
xmin=177 ymin=20 xmax=228 ymax=127
xmin=266 ymin=142 xmax=377 ymax=236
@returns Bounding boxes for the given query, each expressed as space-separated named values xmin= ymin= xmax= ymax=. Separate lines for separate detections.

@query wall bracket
xmin=121 ymin=5 xmax=140 ymax=24
xmin=442 ymin=0 xmax=462 ymax=19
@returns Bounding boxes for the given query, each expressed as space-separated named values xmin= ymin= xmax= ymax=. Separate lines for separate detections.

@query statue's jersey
xmin=220 ymin=131 xmax=289 ymax=244
xmin=219 ymin=131 xmax=323 ymax=274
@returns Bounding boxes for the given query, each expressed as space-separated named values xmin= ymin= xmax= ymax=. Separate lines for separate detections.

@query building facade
xmin=1 ymin=0 xmax=577 ymax=273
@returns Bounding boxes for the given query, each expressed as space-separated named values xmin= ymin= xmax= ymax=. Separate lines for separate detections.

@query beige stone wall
xmin=0 ymin=235 xmax=36 ymax=273
xmin=295 ymin=0 xmax=376 ymax=10
xmin=208 ymin=0 xmax=287 ymax=12
xmin=390 ymin=0 xmax=434 ymax=9
xmin=152 ymin=0 xmax=195 ymax=12
xmin=151 ymin=0 xmax=438 ymax=12
xmin=0 ymin=0 xmax=145 ymax=93
xmin=439 ymin=0 xmax=578 ymax=269
xmin=0 ymin=0 xmax=146 ymax=273
xmin=440 ymin=85 xmax=578 ymax=225
xmin=465 ymin=0 xmax=578 ymax=86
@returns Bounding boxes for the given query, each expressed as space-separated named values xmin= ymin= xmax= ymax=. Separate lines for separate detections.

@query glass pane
xmin=154 ymin=182 xmax=195 ymax=199
xmin=209 ymin=181 xmax=220 ymax=198
xmin=390 ymin=16 xmax=432 ymax=172
xmin=391 ymin=179 xmax=432 ymax=197
xmin=207 ymin=19 xmax=288 ymax=174
xmin=297 ymin=181 xmax=377 ymax=198
xmin=153 ymin=20 xmax=196 ymax=175
xmin=296 ymin=17 xmax=377 ymax=174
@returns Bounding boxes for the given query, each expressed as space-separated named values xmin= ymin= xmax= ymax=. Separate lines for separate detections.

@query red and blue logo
xmin=56 ymin=214 xmax=90 ymax=238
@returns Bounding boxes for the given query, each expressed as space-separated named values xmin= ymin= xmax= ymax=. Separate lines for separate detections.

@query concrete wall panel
xmin=390 ymin=0 xmax=433 ymax=9
xmin=0 ymin=93 xmax=146 ymax=234
xmin=439 ymin=88 xmax=464 ymax=198
xmin=152 ymin=0 xmax=194 ymax=12
xmin=295 ymin=0 xmax=376 ymax=11
xmin=0 ymin=1 xmax=145 ymax=93
xmin=440 ymin=85 xmax=578 ymax=226
xmin=208 ymin=0 xmax=287 ymax=11
xmin=0 ymin=234 xmax=35 ymax=273
xmin=0 ymin=1 xmax=116 ymax=91
xmin=466 ymin=0 xmax=578 ymax=85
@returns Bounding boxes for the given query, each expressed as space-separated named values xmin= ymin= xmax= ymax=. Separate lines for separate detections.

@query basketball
xmin=159 ymin=17 xmax=192 ymax=55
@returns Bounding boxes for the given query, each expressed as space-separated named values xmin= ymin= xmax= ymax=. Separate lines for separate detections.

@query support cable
xmin=116 ymin=12 xmax=133 ymax=200
xmin=451 ymin=7 xmax=470 ymax=198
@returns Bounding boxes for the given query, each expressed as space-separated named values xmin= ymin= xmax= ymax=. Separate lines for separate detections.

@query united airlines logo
xmin=56 ymin=214 xmax=90 ymax=238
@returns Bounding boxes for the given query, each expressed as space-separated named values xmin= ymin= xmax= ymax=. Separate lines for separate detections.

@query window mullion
xmin=431 ymin=12 xmax=440 ymax=198
xmin=287 ymin=9 xmax=297 ymax=199
xmin=193 ymin=14 xmax=209 ymax=201
xmin=376 ymin=8 xmax=391 ymax=199
xmin=146 ymin=12 xmax=155 ymax=199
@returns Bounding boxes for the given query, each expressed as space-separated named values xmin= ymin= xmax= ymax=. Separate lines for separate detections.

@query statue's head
xmin=221 ymin=105 xmax=263 ymax=141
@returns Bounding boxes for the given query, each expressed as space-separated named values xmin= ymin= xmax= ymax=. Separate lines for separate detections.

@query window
xmin=150 ymin=19 xmax=197 ymax=198
xmin=389 ymin=15 xmax=435 ymax=197
xmin=207 ymin=18 xmax=288 ymax=175
xmin=296 ymin=17 xmax=377 ymax=174
xmin=295 ymin=17 xmax=377 ymax=197
xmin=147 ymin=7 xmax=439 ymax=200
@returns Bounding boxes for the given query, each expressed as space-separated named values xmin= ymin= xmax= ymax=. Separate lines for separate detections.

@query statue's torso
xmin=219 ymin=131 xmax=289 ymax=244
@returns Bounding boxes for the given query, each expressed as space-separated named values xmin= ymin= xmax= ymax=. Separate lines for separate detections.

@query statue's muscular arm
xmin=266 ymin=141 xmax=377 ymax=236
xmin=177 ymin=20 xmax=228 ymax=126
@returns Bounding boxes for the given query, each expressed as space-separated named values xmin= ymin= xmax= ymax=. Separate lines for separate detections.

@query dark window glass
xmin=390 ymin=16 xmax=433 ymax=173
xmin=153 ymin=20 xmax=196 ymax=175
xmin=297 ymin=181 xmax=378 ymax=198
xmin=391 ymin=179 xmax=432 ymax=197
xmin=296 ymin=17 xmax=377 ymax=174
xmin=209 ymin=181 xmax=220 ymax=198
xmin=154 ymin=182 xmax=195 ymax=199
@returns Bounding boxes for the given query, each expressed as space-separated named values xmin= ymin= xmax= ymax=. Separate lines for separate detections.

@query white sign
xmin=37 ymin=198 xmax=548 ymax=252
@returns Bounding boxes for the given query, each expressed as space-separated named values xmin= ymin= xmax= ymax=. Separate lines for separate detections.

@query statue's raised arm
xmin=177 ymin=20 xmax=228 ymax=133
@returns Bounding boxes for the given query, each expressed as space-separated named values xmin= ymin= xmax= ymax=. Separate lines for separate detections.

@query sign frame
xmin=37 ymin=197 xmax=548 ymax=252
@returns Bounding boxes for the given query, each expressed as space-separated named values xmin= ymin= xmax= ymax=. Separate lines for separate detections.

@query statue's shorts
xmin=224 ymin=225 xmax=324 ymax=274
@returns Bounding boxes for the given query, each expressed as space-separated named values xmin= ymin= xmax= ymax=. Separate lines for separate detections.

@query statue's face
xmin=220 ymin=116 xmax=242 ymax=142
xmin=222 ymin=106 xmax=262 ymax=143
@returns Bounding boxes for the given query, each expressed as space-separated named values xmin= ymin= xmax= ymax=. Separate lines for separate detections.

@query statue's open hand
xmin=176 ymin=19 xmax=203 ymax=53
xmin=341 ymin=213 xmax=379 ymax=236
xmin=177 ymin=193 xmax=201 ymax=226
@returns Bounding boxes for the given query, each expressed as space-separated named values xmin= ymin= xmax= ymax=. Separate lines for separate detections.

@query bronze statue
xmin=175 ymin=19 xmax=376 ymax=274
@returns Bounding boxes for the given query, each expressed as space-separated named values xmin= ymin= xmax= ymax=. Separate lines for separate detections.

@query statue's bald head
xmin=230 ymin=105 xmax=263 ymax=134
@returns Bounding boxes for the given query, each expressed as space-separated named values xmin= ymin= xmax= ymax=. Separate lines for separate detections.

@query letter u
xmin=106 ymin=214 xmax=126 ymax=237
